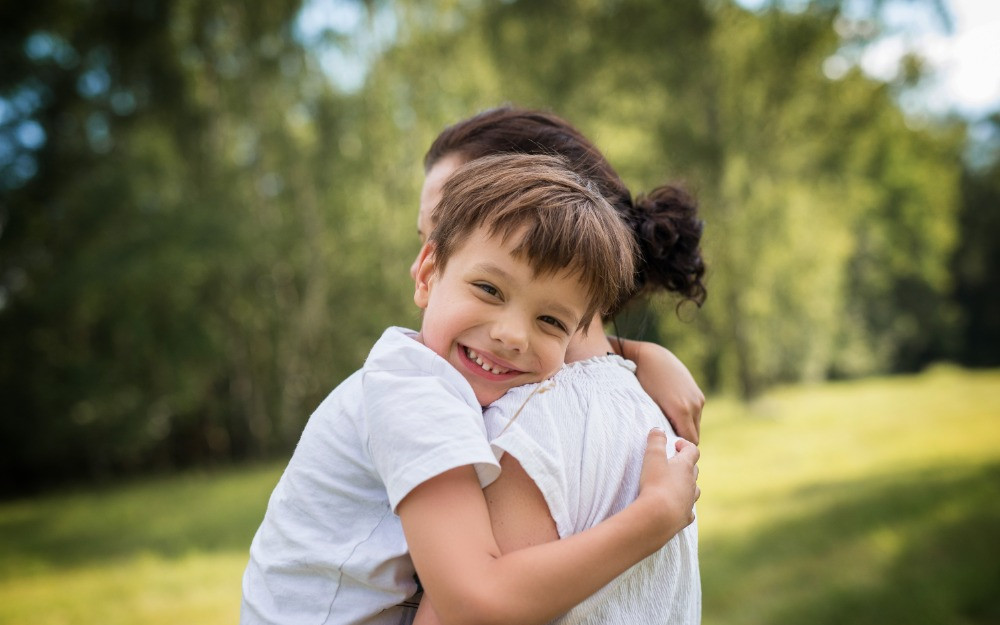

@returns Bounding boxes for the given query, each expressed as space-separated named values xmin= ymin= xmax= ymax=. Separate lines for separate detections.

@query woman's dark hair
xmin=425 ymin=105 xmax=707 ymax=317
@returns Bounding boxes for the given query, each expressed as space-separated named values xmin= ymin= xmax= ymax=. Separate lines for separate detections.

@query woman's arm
xmin=613 ymin=338 xmax=704 ymax=444
xmin=482 ymin=453 xmax=560 ymax=551
xmin=400 ymin=430 xmax=700 ymax=625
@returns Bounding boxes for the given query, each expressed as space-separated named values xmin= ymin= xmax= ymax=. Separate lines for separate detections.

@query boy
xmin=241 ymin=154 xmax=700 ymax=625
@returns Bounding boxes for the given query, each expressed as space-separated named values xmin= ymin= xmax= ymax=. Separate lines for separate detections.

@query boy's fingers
xmin=673 ymin=439 xmax=700 ymax=464
xmin=647 ymin=427 xmax=668 ymax=446
xmin=643 ymin=428 xmax=669 ymax=468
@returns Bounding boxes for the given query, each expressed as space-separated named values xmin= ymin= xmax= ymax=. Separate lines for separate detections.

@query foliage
xmin=0 ymin=0 xmax=416 ymax=490
xmin=0 ymin=0 xmax=994 ymax=487
xmin=0 ymin=368 xmax=997 ymax=623
xmin=952 ymin=116 xmax=1000 ymax=367
xmin=358 ymin=0 xmax=969 ymax=397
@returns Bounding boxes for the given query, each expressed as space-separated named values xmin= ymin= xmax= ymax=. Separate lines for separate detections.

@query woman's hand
xmin=614 ymin=338 xmax=704 ymax=444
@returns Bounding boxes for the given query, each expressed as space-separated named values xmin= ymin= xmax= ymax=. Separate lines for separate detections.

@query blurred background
xmin=0 ymin=0 xmax=997 ymax=623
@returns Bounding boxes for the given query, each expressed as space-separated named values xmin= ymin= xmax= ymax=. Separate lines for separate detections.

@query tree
xmin=952 ymin=114 xmax=1000 ymax=367
xmin=0 ymin=0 xmax=976 ymax=490
xmin=0 ymin=0 xmax=418 ymax=492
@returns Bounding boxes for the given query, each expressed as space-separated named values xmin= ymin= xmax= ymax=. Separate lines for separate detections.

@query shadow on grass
xmin=702 ymin=462 xmax=1000 ymax=625
xmin=0 ymin=463 xmax=284 ymax=576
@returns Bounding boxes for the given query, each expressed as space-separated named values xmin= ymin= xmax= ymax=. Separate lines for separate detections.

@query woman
xmin=412 ymin=106 xmax=707 ymax=624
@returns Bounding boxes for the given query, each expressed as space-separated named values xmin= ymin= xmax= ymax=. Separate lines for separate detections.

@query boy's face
xmin=414 ymin=226 xmax=591 ymax=406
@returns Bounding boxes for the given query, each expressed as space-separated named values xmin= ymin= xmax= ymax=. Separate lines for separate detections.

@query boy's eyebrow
xmin=472 ymin=261 xmax=513 ymax=281
xmin=473 ymin=262 xmax=583 ymax=324
xmin=545 ymin=301 xmax=583 ymax=326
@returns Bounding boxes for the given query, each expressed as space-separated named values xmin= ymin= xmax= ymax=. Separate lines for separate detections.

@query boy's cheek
xmin=540 ymin=339 xmax=572 ymax=377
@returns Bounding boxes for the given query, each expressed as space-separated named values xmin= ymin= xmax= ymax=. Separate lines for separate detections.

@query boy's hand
xmin=636 ymin=429 xmax=700 ymax=543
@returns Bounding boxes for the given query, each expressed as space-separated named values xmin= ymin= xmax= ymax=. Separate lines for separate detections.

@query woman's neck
xmin=564 ymin=317 xmax=614 ymax=363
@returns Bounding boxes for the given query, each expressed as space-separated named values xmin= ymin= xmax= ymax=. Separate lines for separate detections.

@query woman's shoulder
xmin=550 ymin=354 xmax=641 ymax=391
xmin=488 ymin=354 xmax=650 ymax=418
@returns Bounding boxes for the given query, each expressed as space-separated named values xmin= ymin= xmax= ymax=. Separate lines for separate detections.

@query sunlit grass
xmin=0 ymin=367 xmax=997 ymax=624
xmin=0 ymin=552 xmax=247 ymax=625
xmin=697 ymin=365 xmax=1000 ymax=625
xmin=0 ymin=463 xmax=283 ymax=624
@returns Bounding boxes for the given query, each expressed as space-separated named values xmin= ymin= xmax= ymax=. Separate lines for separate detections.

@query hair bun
xmin=628 ymin=184 xmax=707 ymax=307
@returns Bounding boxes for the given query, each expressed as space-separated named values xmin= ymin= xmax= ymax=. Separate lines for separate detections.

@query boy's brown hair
xmin=428 ymin=153 xmax=637 ymax=329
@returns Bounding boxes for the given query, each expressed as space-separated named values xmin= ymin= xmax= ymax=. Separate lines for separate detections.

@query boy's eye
xmin=475 ymin=283 xmax=500 ymax=298
xmin=539 ymin=315 xmax=568 ymax=333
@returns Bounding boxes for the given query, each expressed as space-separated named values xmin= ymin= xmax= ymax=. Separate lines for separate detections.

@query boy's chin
xmin=469 ymin=382 xmax=513 ymax=408
xmin=474 ymin=390 xmax=503 ymax=408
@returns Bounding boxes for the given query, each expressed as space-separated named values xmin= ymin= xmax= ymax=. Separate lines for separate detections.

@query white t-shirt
xmin=484 ymin=354 xmax=701 ymax=625
xmin=241 ymin=327 xmax=501 ymax=625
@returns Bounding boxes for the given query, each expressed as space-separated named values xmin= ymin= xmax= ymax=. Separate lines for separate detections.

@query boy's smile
xmin=414 ymin=226 xmax=592 ymax=406
xmin=460 ymin=345 xmax=521 ymax=377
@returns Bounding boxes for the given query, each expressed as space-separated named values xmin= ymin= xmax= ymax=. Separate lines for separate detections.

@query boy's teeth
xmin=465 ymin=347 xmax=510 ymax=374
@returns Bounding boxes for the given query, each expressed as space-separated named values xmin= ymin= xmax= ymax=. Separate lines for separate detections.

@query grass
xmin=696 ymin=365 xmax=1000 ymax=625
xmin=0 ymin=464 xmax=284 ymax=624
xmin=1 ymin=366 xmax=997 ymax=624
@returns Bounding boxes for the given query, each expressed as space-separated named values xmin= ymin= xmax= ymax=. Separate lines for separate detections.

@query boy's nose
xmin=490 ymin=315 xmax=529 ymax=353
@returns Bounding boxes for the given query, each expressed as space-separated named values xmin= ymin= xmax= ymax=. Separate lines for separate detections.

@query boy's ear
xmin=413 ymin=242 xmax=437 ymax=309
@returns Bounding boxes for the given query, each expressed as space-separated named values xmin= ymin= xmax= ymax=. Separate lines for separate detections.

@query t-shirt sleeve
xmin=484 ymin=394 xmax=576 ymax=538
xmin=364 ymin=367 xmax=501 ymax=511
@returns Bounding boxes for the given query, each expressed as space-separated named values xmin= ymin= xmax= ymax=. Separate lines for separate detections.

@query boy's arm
xmin=412 ymin=599 xmax=442 ymax=625
xmin=613 ymin=337 xmax=704 ymax=444
xmin=398 ymin=430 xmax=700 ymax=625
xmin=412 ymin=454 xmax=556 ymax=625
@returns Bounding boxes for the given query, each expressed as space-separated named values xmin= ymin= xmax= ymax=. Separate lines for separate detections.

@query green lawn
xmin=1 ymin=366 xmax=998 ymax=624
xmin=696 ymin=365 xmax=1000 ymax=625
